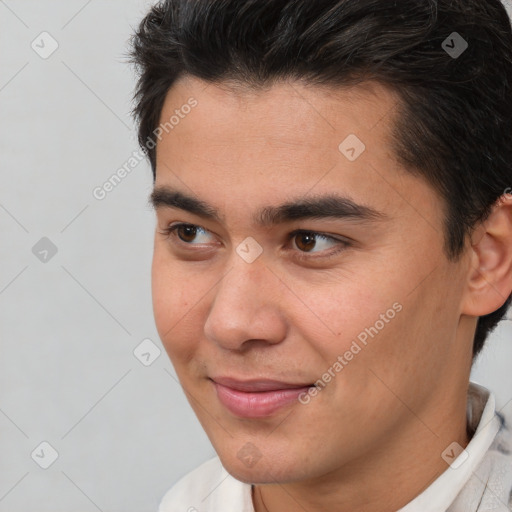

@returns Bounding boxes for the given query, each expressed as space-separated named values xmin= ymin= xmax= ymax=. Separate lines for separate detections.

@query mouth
xmin=209 ymin=377 xmax=316 ymax=418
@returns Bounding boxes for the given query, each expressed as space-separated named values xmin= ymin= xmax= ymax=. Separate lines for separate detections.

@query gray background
xmin=0 ymin=1 xmax=511 ymax=511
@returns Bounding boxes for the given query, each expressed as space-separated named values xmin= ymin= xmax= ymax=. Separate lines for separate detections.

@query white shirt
xmin=159 ymin=382 xmax=512 ymax=512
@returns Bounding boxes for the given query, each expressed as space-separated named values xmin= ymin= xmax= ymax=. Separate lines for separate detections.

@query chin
xmin=217 ymin=447 xmax=309 ymax=485
xmin=223 ymin=460 xmax=290 ymax=485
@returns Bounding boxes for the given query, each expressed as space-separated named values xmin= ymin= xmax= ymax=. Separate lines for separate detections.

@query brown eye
xmin=177 ymin=225 xmax=198 ymax=242
xmin=294 ymin=233 xmax=317 ymax=252
xmin=289 ymin=230 xmax=350 ymax=259
xmin=163 ymin=223 xmax=216 ymax=245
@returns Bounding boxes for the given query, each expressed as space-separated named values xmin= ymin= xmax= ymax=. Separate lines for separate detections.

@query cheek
xmin=151 ymin=250 xmax=204 ymax=359
xmin=350 ymin=269 xmax=463 ymax=402
xmin=290 ymin=272 xmax=401 ymax=347
xmin=293 ymin=262 xmax=444 ymax=383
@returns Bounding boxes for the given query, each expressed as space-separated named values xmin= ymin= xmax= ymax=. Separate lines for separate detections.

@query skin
xmin=150 ymin=75 xmax=512 ymax=512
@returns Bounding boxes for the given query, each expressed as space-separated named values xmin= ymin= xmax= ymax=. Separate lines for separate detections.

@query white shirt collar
xmin=397 ymin=382 xmax=501 ymax=512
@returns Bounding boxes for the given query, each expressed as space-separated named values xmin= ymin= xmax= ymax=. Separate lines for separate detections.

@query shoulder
xmin=471 ymin=407 xmax=512 ymax=510
xmin=493 ymin=407 xmax=512 ymax=457
xmin=452 ymin=390 xmax=512 ymax=511
xmin=158 ymin=456 xmax=254 ymax=512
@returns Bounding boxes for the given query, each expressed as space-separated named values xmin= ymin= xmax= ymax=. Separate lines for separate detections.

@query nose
xmin=203 ymin=255 xmax=288 ymax=352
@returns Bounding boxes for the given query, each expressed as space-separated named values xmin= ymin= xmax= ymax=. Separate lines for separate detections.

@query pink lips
xmin=211 ymin=377 xmax=313 ymax=418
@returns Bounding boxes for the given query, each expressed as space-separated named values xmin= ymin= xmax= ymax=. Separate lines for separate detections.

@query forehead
xmin=156 ymin=76 xmax=400 ymax=179
xmin=153 ymin=76 xmax=440 ymax=230
xmin=158 ymin=76 xmax=400 ymax=148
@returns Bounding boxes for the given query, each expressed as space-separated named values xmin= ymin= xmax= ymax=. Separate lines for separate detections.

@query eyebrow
xmin=149 ymin=186 xmax=388 ymax=227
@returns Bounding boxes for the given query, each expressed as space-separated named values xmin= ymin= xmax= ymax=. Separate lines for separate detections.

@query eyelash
xmin=159 ymin=222 xmax=351 ymax=260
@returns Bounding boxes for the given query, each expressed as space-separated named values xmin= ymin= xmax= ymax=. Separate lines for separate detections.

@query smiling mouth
xmin=209 ymin=377 xmax=316 ymax=418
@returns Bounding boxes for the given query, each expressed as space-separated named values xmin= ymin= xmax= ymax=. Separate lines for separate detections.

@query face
xmin=150 ymin=76 xmax=473 ymax=484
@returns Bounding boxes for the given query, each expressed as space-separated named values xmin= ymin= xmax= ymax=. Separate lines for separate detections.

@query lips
xmin=210 ymin=377 xmax=314 ymax=418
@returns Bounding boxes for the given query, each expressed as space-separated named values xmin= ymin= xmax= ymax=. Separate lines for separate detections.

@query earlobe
xmin=461 ymin=194 xmax=512 ymax=317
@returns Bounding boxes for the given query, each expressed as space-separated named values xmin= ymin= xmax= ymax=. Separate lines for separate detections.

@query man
xmin=130 ymin=0 xmax=512 ymax=510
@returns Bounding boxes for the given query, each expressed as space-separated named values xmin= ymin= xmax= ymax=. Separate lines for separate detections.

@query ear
xmin=461 ymin=192 xmax=512 ymax=317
